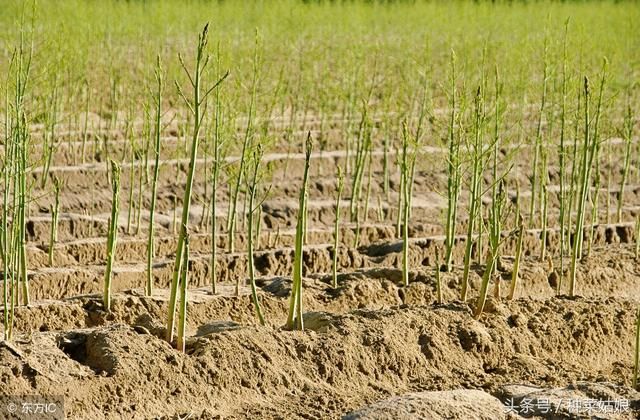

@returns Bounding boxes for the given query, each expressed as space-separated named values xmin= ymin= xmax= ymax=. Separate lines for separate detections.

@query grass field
xmin=1 ymin=1 xmax=640 ymax=418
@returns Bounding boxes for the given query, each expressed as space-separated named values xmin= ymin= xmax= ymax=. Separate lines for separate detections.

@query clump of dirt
xmin=345 ymin=382 xmax=640 ymax=419
xmin=344 ymin=389 xmax=515 ymax=420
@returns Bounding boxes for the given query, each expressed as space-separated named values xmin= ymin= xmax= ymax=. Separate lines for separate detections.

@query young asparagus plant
xmin=508 ymin=184 xmax=524 ymax=300
xmin=474 ymin=67 xmax=511 ymax=315
xmin=363 ymin=149 xmax=373 ymax=223
xmin=135 ymin=113 xmax=148 ymax=236
xmin=177 ymin=232 xmax=190 ymax=353
xmin=400 ymin=123 xmax=417 ymax=287
xmin=529 ymin=37 xmax=549 ymax=226
xmin=350 ymin=103 xmax=370 ymax=223
xmin=287 ymin=133 xmax=313 ymax=331
xmin=81 ymin=80 xmax=90 ymax=165
xmin=332 ymin=166 xmax=345 ymax=288
xmin=350 ymin=104 xmax=372 ymax=247
xmin=618 ymin=103 xmax=633 ymax=223
xmin=557 ymin=19 xmax=569 ymax=289
xmin=382 ymin=115 xmax=391 ymax=202
xmin=13 ymin=30 xmax=33 ymax=307
xmin=246 ymin=145 xmax=267 ymax=325
xmin=444 ymin=50 xmax=462 ymax=272
xmin=48 ymin=177 xmax=61 ymax=267
xmin=395 ymin=144 xmax=403 ymax=239
xmin=126 ymin=128 xmax=136 ymax=235
xmin=586 ymin=59 xmax=608 ymax=257
xmin=2 ymin=85 xmax=11 ymax=339
xmin=539 ymin=151 xmax=549 ymax=261
xmin=210 ymin=42 xmax=226 ymax=295
xmin=569 ymin=77 xmax=591 ymax=296
xmin=461 ymin=86 xmax=486 ymax=302
xmin=146 ymin=55 xmax=164 ymax=297
xmin=474 ymin=180 xmax=507 ymax=318
xmin=569 ymin=73 xmax=604 ymax=297
xmin=490 ymin=65 xmax=507 ymax=266
xmin=166 ymin=24 xmax=229 ymax=343
xmin=104 ymin=160 xmax=120 ymax=312
xmin=567 ymin=82 xmax=583 ymax=255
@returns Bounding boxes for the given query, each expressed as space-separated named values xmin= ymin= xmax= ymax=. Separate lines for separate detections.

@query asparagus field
xmin=1 ymin=1 xmax=640 ymax=418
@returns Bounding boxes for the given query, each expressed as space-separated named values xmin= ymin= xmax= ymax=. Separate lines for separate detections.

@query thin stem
xmin=287 ymin=133 xmax=313 ymax=331
xmin=104 ymin=161 xmax=120 ymax=312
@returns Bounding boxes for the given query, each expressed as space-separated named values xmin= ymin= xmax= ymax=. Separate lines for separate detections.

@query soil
xmin=2 ymin=118 xmax=640 ymax=419
xmin=2 ymin=292 xmax=640 ymax=419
